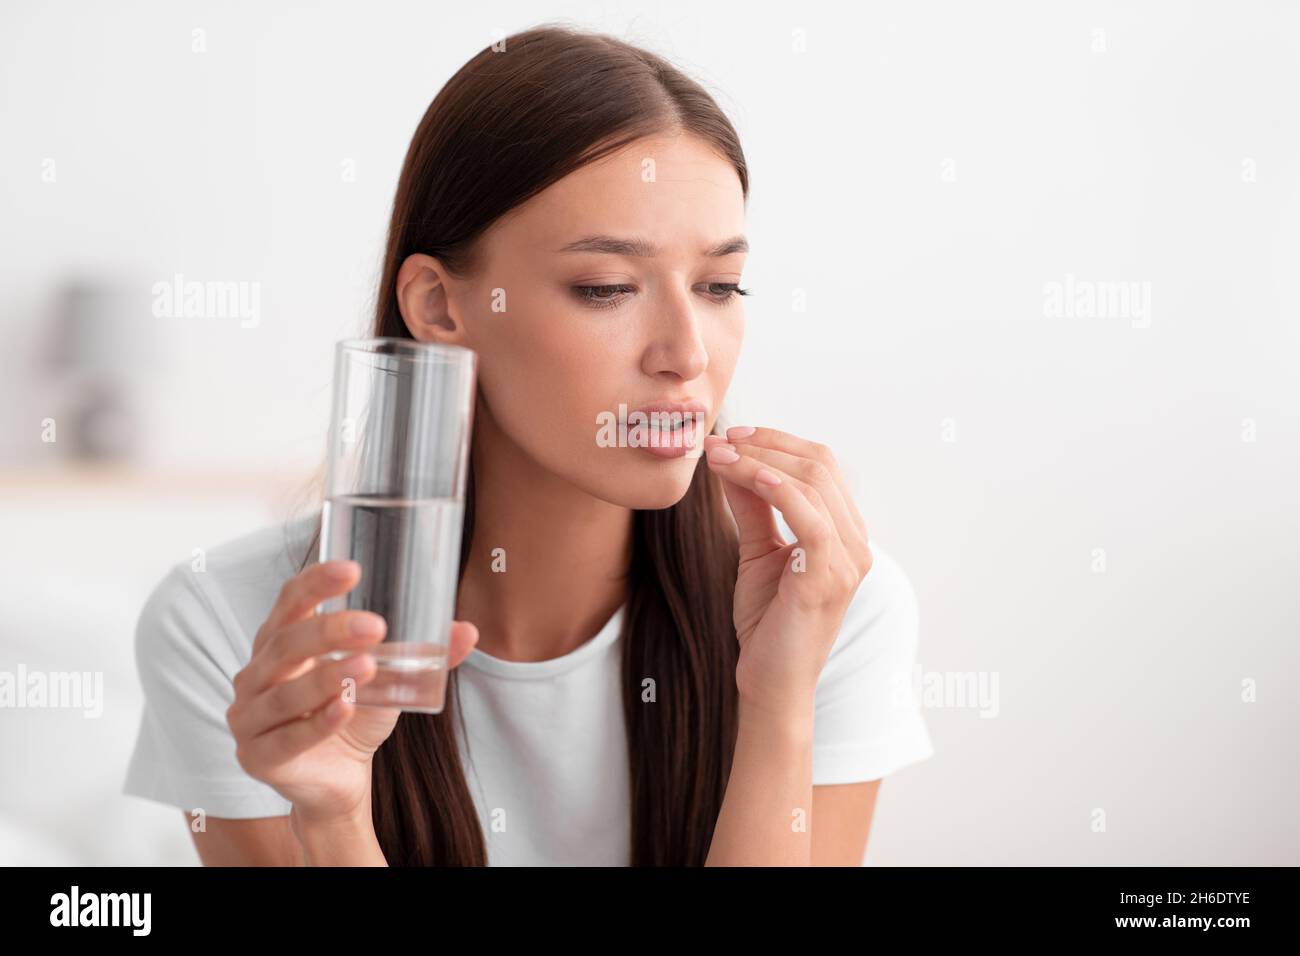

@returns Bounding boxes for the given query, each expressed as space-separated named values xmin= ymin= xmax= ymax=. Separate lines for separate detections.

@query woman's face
xmin=402 ymin=131 xmax=747 ymax=509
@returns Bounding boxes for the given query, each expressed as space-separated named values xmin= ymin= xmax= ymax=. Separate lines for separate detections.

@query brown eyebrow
xmin=556 ymin=234 xmax=749 ymax=258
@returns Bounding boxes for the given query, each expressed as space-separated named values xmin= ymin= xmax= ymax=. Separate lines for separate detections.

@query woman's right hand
xmin=227 ymin=558 xmax=479 ymax=828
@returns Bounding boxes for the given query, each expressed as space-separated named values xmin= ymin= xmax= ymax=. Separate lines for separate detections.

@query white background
xmin=1 ymin=0 xmax=1296 ymax=864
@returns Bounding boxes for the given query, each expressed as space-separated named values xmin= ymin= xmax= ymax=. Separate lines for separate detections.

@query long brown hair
xmin=294 ymin=23 xmax=746 ymax=865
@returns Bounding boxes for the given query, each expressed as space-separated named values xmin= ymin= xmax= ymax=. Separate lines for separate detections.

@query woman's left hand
xmin=703 ymin=426 xmax=873 ymax=715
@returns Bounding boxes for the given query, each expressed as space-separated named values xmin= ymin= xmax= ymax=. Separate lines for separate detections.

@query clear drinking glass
xmin=315 ymin=337 xmax=476 ymax=713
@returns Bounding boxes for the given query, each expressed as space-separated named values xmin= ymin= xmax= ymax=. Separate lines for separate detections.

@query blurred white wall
xmin=1 ymin=0 xmax=1296 ymax=865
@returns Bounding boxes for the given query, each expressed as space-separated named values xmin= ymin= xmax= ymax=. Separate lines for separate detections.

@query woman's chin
xmin=593 ymin=459 xmax=700 ymax=510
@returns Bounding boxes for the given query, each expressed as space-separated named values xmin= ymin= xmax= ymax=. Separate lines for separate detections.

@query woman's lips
xmin=612 ymin=400 xmax=708 ymax=460
xmin=634 ymin=415 xmax=701 ymax=459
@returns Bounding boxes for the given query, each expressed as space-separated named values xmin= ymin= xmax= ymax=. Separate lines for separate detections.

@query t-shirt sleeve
xmin=122 ymin=563 xmax=293 ymax=819
xmin=811 ymin=546 xmax=935 ymax=785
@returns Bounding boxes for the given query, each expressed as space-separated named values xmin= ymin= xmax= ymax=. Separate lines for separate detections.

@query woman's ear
xmin=395 ymin=253 xmax=467 ymax=345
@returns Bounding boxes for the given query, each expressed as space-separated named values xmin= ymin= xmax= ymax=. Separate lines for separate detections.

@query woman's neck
xmin=455 ymin=403 xmax=633 ymax=663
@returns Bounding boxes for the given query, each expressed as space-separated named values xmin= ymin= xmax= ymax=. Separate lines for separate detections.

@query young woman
xmin=123 ymin=24 xmax=933 ymax=866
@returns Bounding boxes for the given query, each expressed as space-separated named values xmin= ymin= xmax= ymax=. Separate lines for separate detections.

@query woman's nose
xmin=641 ymin=291 xmax=709 ymax=381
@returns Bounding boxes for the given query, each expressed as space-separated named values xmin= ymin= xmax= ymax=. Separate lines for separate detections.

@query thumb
xmin=708 ymin=442 xmax=783 ymax=563
xmin=447 ymin=620 xmax=480 ymax=669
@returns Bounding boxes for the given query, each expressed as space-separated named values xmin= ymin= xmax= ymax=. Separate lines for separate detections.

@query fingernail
xmin=755 ymin=467 xmax=782 ymax=486
xmin=327 ymin=559 xmax=359 ymax=579
xmin=707 ymin=444 xmax=740 ymax=464
xmin=726 ymin=425 xmax=756 ymax=440
xmin=349 ymin=613 xmax=385 ymax=638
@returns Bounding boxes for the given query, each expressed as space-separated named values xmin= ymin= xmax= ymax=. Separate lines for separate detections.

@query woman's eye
xmin=571 ymin=282 xmax=751 ymax=310
xmin=703 ymin=282 xmax=750 ymax=302
xmin=573 ymin=284 xmax=636 ymax=309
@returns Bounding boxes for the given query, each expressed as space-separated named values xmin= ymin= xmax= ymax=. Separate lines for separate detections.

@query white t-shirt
xmin=122 ymin=510 xmax=934 ymax=865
